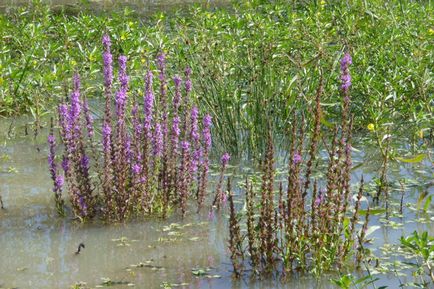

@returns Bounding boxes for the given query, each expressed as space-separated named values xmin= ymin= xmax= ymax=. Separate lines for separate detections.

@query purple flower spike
xmin=55 ymin=175 xmax=64 ymax=191
xmin=154 ymin=122 xmax=163 ymax=157
xmin=314 ymin=188 xmax=326 ymax=207
xmin=61 ymin=156 xmax=69 ymax=174
xmin=171 ymin=116 xmax=180 ymax=152
xmin=185 ymin=67 xmax=192 ymax=94
xmin=81 ymin=154 xmax=90 ymax=172
xmin=190 ymin=106 xmax=200 ymax=172
xmin=132 ymin=163 xmax=141 ymax=175
xmin=340 ymin=52 xmax=352 ymax=94
xmin=203 ymin=115 xmax=212 ymax=149
xmin=70 ymin=73 xmax=81 ymax=123
xmin=221 ymin=153 xmax=230 ymax=167
xmin=143 ymin=70 xmax=154 ymax=138
xmin=102 ymin=122 xmax=112 ymax=153
xmin=118 ymin=55 xmax=129 ymax=90
xmin=102 ymin=34 xmax=111 ymax=50
xmin=293 ymin=152 xmax=302 ymax=165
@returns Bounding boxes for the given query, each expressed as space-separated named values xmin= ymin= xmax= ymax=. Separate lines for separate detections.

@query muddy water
xmin=0 ymin=116 xmax=433 ymax=289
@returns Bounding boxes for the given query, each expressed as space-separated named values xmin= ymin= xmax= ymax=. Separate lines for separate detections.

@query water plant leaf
xmin=359 ymin=208 xmax=386 ymax=216
xmin=396 ymin=154 xmax=426 ymax=163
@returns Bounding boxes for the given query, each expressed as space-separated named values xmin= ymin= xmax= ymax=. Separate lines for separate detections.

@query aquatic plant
xmin=227 ymin=53 xmax=371 ymax=276
xmin=49 ymin=34 xmax=214 ymax=221
xmin=400 ymin=231 xmax=434 ymax=285
xmin=47 ymin=117 xmax=65 ymax=215
xmin=330 ymin=273 xmax=386 ymax=289
xmin=211 ymin=152 xmax=231 ymax=211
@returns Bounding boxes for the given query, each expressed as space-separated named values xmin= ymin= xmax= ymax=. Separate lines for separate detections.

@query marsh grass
xmin=0 ymin=0 xmax=432 ymax=154
xmin=226 ymin=52 xmax=372 ymax=276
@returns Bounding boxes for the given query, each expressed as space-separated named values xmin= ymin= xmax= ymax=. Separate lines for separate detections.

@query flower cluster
xmin=49 ymin=34 xmax=213 ymax=221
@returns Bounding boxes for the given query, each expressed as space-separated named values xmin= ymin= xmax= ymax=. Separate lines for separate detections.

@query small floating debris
xmin=96 ymin=278 xmax=132 ymax=287
xmin=191 ymin=267 xmax=221 ymax=279
xmin=160 ymin=282 xmax=189 ymax=289
xmin=129 ymin=261 xmax=164 ymax=271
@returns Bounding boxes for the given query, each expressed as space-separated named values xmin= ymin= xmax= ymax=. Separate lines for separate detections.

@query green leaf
xmin=359 ymin=209 xmax=386 ymax=216
xmin=396 ymin=154 xmax=426 ymax=163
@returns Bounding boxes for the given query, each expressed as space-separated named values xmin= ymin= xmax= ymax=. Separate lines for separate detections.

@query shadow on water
xmin=0 ymin=116 xmax=432 ymax=288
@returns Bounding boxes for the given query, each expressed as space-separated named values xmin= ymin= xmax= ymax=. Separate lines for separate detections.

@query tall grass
xmin=1 ymin=0 xmax=432 ymax=154
xmin=226 ymin=52 xmax=371 ymax=276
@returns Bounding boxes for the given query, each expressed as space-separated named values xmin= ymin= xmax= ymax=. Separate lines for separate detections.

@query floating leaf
xmin=359 ymin=209 xmax=386 ymax=216
xmin=396 ymin=154 xmax=425 ymax=163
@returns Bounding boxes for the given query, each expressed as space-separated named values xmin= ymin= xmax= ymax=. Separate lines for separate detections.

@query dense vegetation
xmin=0 ymin=1 xmax=433 ymax=288
xmin=0 ymin=0 xmax=432 ymax=154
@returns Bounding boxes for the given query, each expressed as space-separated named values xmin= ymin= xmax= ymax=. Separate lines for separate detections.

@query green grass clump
xmin=0 ymin=0 xmax=432 ymax=154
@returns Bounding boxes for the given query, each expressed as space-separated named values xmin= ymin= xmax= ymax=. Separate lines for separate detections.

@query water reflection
xmin=0 ymin=117 xmax=432 ymax=288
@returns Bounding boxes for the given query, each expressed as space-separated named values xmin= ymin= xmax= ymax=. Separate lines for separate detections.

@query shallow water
xmin=0 ymin=116 xmax=433 ymax=289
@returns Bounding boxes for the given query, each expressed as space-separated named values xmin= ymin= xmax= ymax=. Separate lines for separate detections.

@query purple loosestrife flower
xmin=143 ymin=70 xmax=154 ymax=139
xmin=58 ymin=104 xmax=70 ymax=143
xmin=78 ymin=194 xmax=88 ymax=217
xmin=125 ymin=135 xmax=132 ymax=164
xmin=132 ymin=163 xmax=141 ymax=175
xmin=55 ymin=175 xmax=64 ymax=192
xmin=190 ymin=106 xmax=200 ymax=172
xmin=81 ymin=154 xmax=90 ymax=176
xmin=102 ymin=123 xmax=112 ymax=155
xmin=153 ymin=122 xmax=163 ymax=157
xmin=197 ymin=114 xmax=212 ymax=211
xmin=314 ymin=189 xmax=325 ymax=207
xmin=132 ymin=102 xmax=141 ymax=140
xmin=171 ymin=116 xmax=180 ymax=153
xmin=102 ymin=121 xmax=113 ymax=213
xmin=221 ymin=152 xmax=230 ymax=167
xmin=212 ymin=152 xmax=230 ymax=211
xmin=118 ymin=55 xmax=128 ymax=91
xmin=61 ymin=156 xmax=69 ymax=174
xmin=48 ymin=133 xmax=63 ymax=197
xmin=116 ymin=56 xmax=128 ymax=117
xmin=185 ymin=67 xmax=192 ymax=95
xmin=203 ymin=115 xmax=212 ymax=149
xmin=48 ymin=135 xmax=56 ymax=171
xmin=102 ymin=34 xmax=113 ymax=90
xmin=179 ymin=141 xmax=191 ymax=217
xmin=340 ymin=52 xmax=352 ymax=96
xmin=102 ymin=34 xmax=113 ymax=139
xmin=157 ymin=52 xmax=169 ymax=157
xmin=69 ymin=74 xmax=81 ymax=126
xmin=293 ymin=152 xmax=302 ymax=165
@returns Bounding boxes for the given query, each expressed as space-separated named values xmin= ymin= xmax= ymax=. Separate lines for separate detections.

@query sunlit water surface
xmin=0 ymin=116 xmax=432 ymax=289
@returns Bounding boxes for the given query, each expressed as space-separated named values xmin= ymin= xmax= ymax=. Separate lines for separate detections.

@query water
xmin=0 ymin=116 xmax=433 ymax=289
